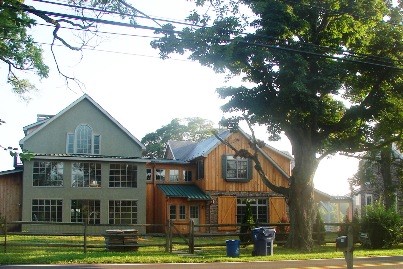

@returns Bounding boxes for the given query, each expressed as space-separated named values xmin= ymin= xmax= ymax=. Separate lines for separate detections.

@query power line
xmin=3 ymin=2 xmax=401 ymax=70
xmin=24 ymin=0 xmax=402 ymax=65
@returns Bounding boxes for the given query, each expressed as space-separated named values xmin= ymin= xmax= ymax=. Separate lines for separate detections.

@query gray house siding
xmin=19 ymin=95 xmax=147 ymax=234
xmin=21 ymin=98 xmax=143 ymax=157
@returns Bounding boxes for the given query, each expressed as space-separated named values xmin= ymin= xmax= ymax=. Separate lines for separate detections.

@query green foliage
xmin=313 ymin=210 xmax=326 ymax=245
xmin=0 ymin=0 xmax=49 ymax=98
xmin=338 ymin=209 xmax=361 ymax=244
xmin=361 ymin=201 xmax=402 ymax=249
xmin=151 ymin=0 xmax=402 ymax=250
xmin=141 ymin=117 xmax=216 ymax=158
xmin=239 ymin=199 xmax=256 ymax=245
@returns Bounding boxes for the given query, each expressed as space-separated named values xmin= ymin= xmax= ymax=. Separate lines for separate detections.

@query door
xmin=190 ymin=205 xmax=200 ymax=232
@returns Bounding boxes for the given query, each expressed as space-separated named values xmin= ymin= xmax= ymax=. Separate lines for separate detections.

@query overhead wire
xmin=2 ymin=0 xmax=402 ymax=70
xmin=27 ymin=0 xmax=403 ymax=66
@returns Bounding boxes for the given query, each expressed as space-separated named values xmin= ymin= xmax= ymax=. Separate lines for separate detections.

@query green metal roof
xmin=157 ymin=184 xmax=211 ymax=201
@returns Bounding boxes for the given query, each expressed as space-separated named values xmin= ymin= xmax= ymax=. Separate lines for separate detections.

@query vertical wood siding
xmin=0 ymin=172 xmax=22 ymax=230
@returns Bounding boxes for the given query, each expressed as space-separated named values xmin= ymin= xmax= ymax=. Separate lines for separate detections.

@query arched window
xmin=76 ymin=124 xmax=92 ymax=154
xmin=66 ymin=124 xmax=101 ymax=154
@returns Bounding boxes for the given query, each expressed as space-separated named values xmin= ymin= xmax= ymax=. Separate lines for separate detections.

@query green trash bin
xmin=226 ymin=239 xmax=240 ymax=257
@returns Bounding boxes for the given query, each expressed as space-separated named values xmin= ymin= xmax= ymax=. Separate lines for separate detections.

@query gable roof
xmin=167 ymin=129 xmax=292 ymax=179
xmin=19 ymin=94 xmax=145 ymax=150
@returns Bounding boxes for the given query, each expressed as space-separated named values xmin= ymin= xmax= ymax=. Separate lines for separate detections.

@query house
xmin=0 ymin=160 xmax=23 ymax=231
xmin=145 ymin=129 xmax=292 ymax=233
xmin=18 ymin=94 xmax=147 ymax=233
xmin=1 ymin=93 xmax=335 ymax=235
xmin=353 ymin=144 xmax=403 ymax=218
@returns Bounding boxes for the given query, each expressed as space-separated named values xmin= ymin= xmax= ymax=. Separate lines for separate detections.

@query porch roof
xmin=157 ymin=184 xmax=211 ymax=201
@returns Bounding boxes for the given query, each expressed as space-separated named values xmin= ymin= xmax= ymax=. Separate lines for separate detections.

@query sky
xmin=0 ymin=0 xmax=359 ymax=196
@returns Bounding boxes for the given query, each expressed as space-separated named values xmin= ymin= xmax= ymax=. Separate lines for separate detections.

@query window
xmin=66 ymin=124 xmax=101 ymax=154
xmin=236 ymin=199 xmax=268 ymax=224
xmin=169 ymin=205 xmax=176 ymax=220
xmin=109 ymin=163 xmax=137 ymax=188
xmin=71 ymin=200 xmax=100 ymax=224
xmin=146 ymin=168 xmax=152 ymax=181
xmin=33 ymin=161 xmax=64 ymax=186
xmin=179 ymin=205 xmax=186 ymax=219
xmin=72 ymin=162 xmax=101 ymax=187
xmin=197 ymin=160 xmax=204 ymax=180
xmin=190 ymin=205 xmax=199 ymax=219
xmin=222 ymin=155 xmax=251 ymax=182
xmin=155 ymin=169 xmax=166 ymax=181
xmin=365 ymin=194 xmax=373 ymax=206
xmin=183 ymin=170 xmax=192 ymax=182
xmin=109 ymin=200 xmax=138 ymax=224
xmin=169 ymin=169 xmax=179 ymax=182
xmin=32 ymin=199 xmax=62 ymax=222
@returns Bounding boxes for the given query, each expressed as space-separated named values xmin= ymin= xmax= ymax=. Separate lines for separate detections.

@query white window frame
xmin=66 ymin=124 xmax=101 ymax=155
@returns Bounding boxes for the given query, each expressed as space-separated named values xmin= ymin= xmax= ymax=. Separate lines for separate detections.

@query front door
xmin=190 ymin=205 xmax=200 ymax=232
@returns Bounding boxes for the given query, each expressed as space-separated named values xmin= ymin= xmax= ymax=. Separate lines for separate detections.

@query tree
xmin=1 ymin=0 xmax=152 ymax=97
xmin=141 ymin=117 xmax=216 ymax=158
xmin=151 ymin=0 xmax=402 ymax=250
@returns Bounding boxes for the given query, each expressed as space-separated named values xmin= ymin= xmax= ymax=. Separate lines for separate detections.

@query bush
xmin=313 ymin=210 xmax=326 ymax=245
xmin=239 ymin=199 xmax=256 ymax=245
xmin=361 ymin=201 xmax=402 ymax=249
xmin=338 ymin=209 xmax=361 ymax=244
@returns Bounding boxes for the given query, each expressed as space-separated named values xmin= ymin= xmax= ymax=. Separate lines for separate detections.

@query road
xmin=1 ymin=256 xmax=403 ymax=269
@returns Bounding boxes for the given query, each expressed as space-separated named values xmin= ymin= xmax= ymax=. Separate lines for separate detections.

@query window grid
xmin=109 ymin=200 xmax=138 ymax=224
xmin=183 ymin=170 xmax=192 ymax=182
xmin=146 ymin=168 xmax=152 ymax=181
xmin=155 ymin=169 xmax=165 ymax=181
xmin=190 ymin=205 xmax=199 ymax=219
xmin=236 ymin=199 xmax=268 ymax=224
xmin=76 ymin=124 xmax=92 ymax=154
xmin=72 ymin=162 xmax=101 ymax=187
xmin=71 ymin=200 xmax=100 ymax=224
xmin=179 ymin=205 xmax=186 ymax=219
xmin=169 ymin=205 xmax=176 ymax=220
xmin=169 ymin=169 xmax=179 ymax=182
xmin=227 ymin=157 xmax=248 ymax=179
xmin=109 ymin=163 xmax=137 ymax=188
xmin=33 ymin=161 xmax=64 ymax=186
xmin=32 ymin=199 xmax=62 ymax=222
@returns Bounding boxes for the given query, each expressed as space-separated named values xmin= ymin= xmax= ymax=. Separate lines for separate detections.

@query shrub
xmin=338 ymin=209 xmax=361 ymax=244
xmin=313 ymin=210 xmax=326 ymax=245
xmin=361 ymin=201 xmax=402 ymax=249
xmin=239 ymin=199 xmax=256 ymax=245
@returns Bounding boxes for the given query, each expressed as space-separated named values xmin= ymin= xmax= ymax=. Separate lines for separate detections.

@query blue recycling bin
xmin=252 ymin=227 xmax=276 ymax=256
xmin=226 ymin=239 xmax=240 ymax=257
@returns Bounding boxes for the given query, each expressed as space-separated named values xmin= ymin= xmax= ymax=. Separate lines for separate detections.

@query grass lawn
xmin=0 ymin=235 xmax=402 ymax=265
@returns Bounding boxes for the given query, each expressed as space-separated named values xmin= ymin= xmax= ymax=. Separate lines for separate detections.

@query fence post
xmin=3 ymin=216 xmax=7 ymax=253
xmin=165 ymin=220 xmax=173 ymax=253
xmin=83 ymin=221 xmax=87 ymax=254
xmin=189 ymin=219 xmax=194 ymax=254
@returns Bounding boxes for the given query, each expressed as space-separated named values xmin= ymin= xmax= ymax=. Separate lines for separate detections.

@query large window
xmin=179 ymin=205 xmax=186 ymax=220
xmin=109 ymin=163 xmax=137 ymax=188
xmin=197 ymin=160 xmax=204 ymax=180
xmin=109 ymin=200 xmax=138 ymax=224
xmin=33 ymin=161 xmax=64 ymax=186
xmin=183 ymin=170 xmax=192 ymax=182
xmin=66 ymin=124 xmax=101 ymax=154
xmin=155 ymin=169 xmax=166 ymax=181
xmin=236 ymin=199 xmax=268 ymax=224
xmin=32 ymin=199 xmax=62 ymax=222
xmin=72 ymin=162 xmax=101 ymax=187
xmin=169 ymin=169 xmax=179 ymax=182
xmin=169 ymin=205 xmax=176 ymax=220
xmin=222 ymin=155 xmax=251 ymax=182
xmin=71 ymin=200 xmax=100 ymax=224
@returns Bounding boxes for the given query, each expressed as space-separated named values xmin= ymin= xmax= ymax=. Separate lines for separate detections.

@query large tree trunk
xmin=380 ymin=143 xmax=395 ymax=210
xmin=286 ymin=134 xmax=319 ymax=251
